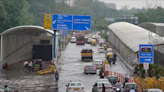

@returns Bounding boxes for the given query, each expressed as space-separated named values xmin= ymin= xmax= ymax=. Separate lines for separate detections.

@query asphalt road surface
xmin=0 ymin=40 xmax=129 ymax=92
xmin=58 ymin=42 xmax=129 ymax=92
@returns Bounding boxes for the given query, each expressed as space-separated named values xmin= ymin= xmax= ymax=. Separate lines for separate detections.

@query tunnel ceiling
xmin=0 ymin=25 xmax=57 ymax=36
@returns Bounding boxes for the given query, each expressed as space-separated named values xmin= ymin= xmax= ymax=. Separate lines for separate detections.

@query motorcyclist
xmin=99 ymin=68 xmax=105 ymax=78
xmin=115 ymin=80 xmax=122 ymax=88
xmin=113 ymin=53 xmax=117 ymax=64
xmin=115 ymin=80 xmax=122 ymax=92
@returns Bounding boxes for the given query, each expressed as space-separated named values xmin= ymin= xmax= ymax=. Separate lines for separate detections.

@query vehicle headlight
xmin=116 ymin=88 xmax=120 ymax=91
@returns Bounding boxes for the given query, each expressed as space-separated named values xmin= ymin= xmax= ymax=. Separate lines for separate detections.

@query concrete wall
xmin=2 ymin=35 xmax=33 ymax=65
xmin=108 ymin=29 xmax=138 ymax=66
xmin=33 ymin=36 xmax=53 ymax=45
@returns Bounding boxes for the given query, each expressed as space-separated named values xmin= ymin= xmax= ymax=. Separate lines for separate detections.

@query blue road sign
xmin=52 ymin=14 xmax=73 ymax=30
xmin=139 ymin=44 xmax=154 ymax=64
xmin=52 ymin=14 xmax=91 ymax=31
xmin=73 ymin=15 xmax=91 ymax=31
xmin=60 ymin=30 xmax=68 ymax=36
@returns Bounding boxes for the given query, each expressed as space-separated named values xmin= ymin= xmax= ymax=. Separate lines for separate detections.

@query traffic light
xmin=102 ymin=27 xmax=104 ymax=30
xmin=95 ymin=21 xmax=96 ymax=24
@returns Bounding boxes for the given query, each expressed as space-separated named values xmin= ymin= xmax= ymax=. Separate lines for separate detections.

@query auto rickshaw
xmin=91 ymin=40 xmax=97 ymax=46
xmin=102 ymin=43 xmax=108 ymax=50
xmin=106 ymin=52 xmax=115 ymax=64
xmin=81 ymin=49 xmax=93 ymax=62
xmin=85 ymin=37 xmax=88 ymax=43
xmin=106 ymin=48 xmax=113 ymax=52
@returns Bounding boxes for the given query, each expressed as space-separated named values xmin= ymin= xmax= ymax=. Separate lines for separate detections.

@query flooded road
xmin=58 ymin=42 xmax=129 ymax=92
xmin=0 ymin=41 xmax=129 ymax=92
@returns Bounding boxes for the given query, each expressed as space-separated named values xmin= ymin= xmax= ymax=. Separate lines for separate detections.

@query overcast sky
xmin=99 ymin=0 xmax=164 ymax=9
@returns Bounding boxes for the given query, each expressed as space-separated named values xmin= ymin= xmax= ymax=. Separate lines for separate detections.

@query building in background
xmin=115 ymin=14 xmax=138 ymax=25
xmin=105 ymin=3 xmax=116 ymax=9
xmin=56 ymin=0 xmax=75 ymax=7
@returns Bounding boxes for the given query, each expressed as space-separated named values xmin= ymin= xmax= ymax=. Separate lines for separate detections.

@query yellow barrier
xmin=37 ymin=65 xmax=56 ymax=75
xmin=158 ymin=77 xmax=164 ymax=91
xmin=152 ymin=77 xmax=160 ymax=88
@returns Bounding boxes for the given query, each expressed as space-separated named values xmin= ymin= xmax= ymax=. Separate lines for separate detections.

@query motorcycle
xmin=99 ymin=72 xmax=105 ymax=78
xmin=116 ymin=87 xmax=121 ymax=92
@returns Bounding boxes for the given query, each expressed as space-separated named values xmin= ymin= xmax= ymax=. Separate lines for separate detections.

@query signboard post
xmin=44 ymin=14 xmax=52 ymax=29
xmin=143 ymin=62 xmax=149 ymax=73
xmin=139 ymin=44 xmax=154 ymax=64
xmin=50 ymin=14 xmax=91 ymax=67
xmin=139 ymin=44 xmax=153 ymax=77
xmin=52 ymin=14 xmax=91 ymax=31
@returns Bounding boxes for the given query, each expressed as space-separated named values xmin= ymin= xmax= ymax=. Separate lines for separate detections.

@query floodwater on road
xmin=0 ymin=41 xmax=129 ymax=92
xmin=58 ymin=42 xmax=129 ymax=92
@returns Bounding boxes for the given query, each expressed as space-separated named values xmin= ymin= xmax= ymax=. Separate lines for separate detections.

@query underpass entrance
xmin=32 ymin=45 xmax=52 ymax=61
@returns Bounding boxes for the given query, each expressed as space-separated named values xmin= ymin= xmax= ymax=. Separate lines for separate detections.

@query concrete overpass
xmin=0 ymin=25 xmax=59 ymax=67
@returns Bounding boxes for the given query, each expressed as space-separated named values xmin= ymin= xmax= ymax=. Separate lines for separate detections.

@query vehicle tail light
xmin=116 ymin=80 xmax=118 ymax=82
xmin=85 ymin=67 xmax=87 ymax=69
xmin=98 ymin=87 xmax=102 ymax=89
xmin=110 ymin=87 xmax=113 ymax=89
xmin=94 ymin=67 xmax=97 ymax=70
xmin=82 ymin=87 xmax=84 ymax=90
xmin=101 ymin=64 xmax=102 ymax=65
xmin=125 ymin=88 xmax=127 ymax=90
xmin=69 ymin=87 xmax=72 ymax=90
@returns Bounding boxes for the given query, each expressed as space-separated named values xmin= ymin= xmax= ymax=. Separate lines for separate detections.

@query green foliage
xmin=101 ymin=33 xmax=108 ymax=42
xmin=0 ymin=0 xmax=34 ymax=32
xmin=135 ymin=7 xmax=164 ymax=24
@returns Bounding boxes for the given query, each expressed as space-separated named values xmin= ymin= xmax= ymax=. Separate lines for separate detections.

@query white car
xmin=144 ymin=89 xmax=163 ymax=92
xmin=66 ymin=80 xmax=85 ymax=92
xmin=70 ymin=37 xmax=76 ymax=43
xmin=93 ymin=59 xmax=103 ymax=69
xmin=92 ymin=79 xmax=113 ymax=92
xmin=98 ymin=47 xmax=105 ymax=53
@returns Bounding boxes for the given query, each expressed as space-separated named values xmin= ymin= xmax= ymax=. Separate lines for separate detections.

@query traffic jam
xmin=58 ymin=32 xmax=137 ymax=92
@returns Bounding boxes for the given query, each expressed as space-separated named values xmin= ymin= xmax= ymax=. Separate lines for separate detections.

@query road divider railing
xmin=106 ymin=70 xmax=135 ymax=83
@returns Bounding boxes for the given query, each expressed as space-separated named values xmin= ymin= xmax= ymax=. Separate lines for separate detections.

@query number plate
xmin=105 ymin=88 xmax=109 ymax=90
xmin=74 ymin=88 xmax=79 ymax=90
xmin=96 ymin=64 xmax=99 ymax=66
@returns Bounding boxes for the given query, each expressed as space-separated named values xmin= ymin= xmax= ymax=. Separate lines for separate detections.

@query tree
xmin=0 ymin=0 xmax=34 ymax=32
xmin=0 ymin=1 xmax=7 ymax=32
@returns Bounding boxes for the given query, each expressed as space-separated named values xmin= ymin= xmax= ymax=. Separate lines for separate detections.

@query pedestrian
xmin=50 ymin=60 xmax=53 ymax=65
xmin=4 ymin=85 xmax=9 ymax=92
xmin=32 ymin=60 xmax=35 ymax=72
xmin=41 ymin=61 xmax=44 ymax=70
xmin=102 ymin=83 xmax=105 ymax=92
xmin=28 ymin=61 xmax=32 ymax=72
xmin=24 ymin=61 xmax=28 ymax=72
xmin=5 ymin=63 xmax=9 ymax=70
xmin=129 ymin=88 xmax=135 ymax=92
xmin=55 ymin=70 xmax=59 ymax=82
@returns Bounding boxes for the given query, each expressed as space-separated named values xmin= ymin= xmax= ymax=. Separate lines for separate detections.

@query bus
xmin=76 ymin=33 xmax=85 ymax=45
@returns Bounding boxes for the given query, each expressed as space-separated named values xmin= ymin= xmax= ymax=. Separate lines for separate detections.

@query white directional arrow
xmin=53 ymin=20 xmax=56 ymax=24
xmin=85 ymin=26 xmax=89 ymax=30
xmin=145 ymin=59 xmax=151 ymax=61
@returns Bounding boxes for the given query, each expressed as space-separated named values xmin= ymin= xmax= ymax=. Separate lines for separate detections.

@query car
xmin=92 ymin=79 xmax=113 ymax=92
xmin=93 ymin=59 xmax=103 ymax=69
xmin=87 ymin=38 xmax=92 ymax=44
xmin=143 ymin=88 xmax=163 ymax=92
xmin=84 ymin=65 xmax=97 ymax=74
xmin=106 ymin=76 xmax=118 ymax=90
xmin=70 ymin=37 xmax=76 ymax=43
xmin=98 ymin=47 xmax=105 ymax=53
xmin=123 ymin=83 xmax=139 ymax=92
xmin=66 ymin=80 xmax=85 ymax=92
xmin=106 ymin=76 xmax=118 ymax=86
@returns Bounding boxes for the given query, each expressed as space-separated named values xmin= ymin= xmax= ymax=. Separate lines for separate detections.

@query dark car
xmin=123 ymin=83 xmax=139 ymax=92
xmin=106 ymin=76 xmax=118 ymax=90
